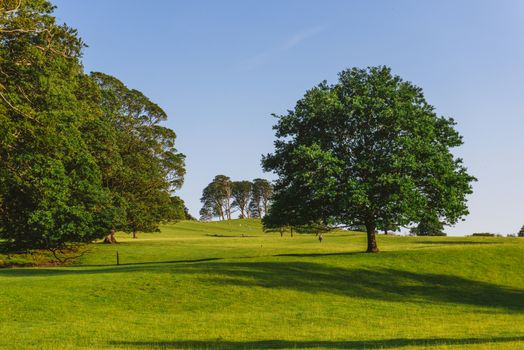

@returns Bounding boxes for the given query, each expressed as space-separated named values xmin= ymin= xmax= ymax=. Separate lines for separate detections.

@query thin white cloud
xmin=281 ymin=25 xmax=325 ymax=50
xmin=240 ymin=25 xmax=325 ymax=72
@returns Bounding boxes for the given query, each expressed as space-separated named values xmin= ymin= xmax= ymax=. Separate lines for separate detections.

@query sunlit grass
xmin=0 ymin=219 xmax=523 ymax=349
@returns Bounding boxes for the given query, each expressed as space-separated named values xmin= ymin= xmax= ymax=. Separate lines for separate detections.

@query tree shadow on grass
xmin=110 ymin=336 xmax=524 ymax=349
xmin=0 ymin=257 xmax=225 ymax=276
xmin=206 ymin=234 xmax=259 ymax=238
xmin=275 ymin=252 xmax=362 ymax=258
xmin=81 ymin=257 xmax=223 ymax=268
xmin=1 ymin=258 xmax=523 ymax=312
xmin=173 ymin=261 xmax=524 ymax=312
xmin=413 ymin=241 xmax=502 ymax=245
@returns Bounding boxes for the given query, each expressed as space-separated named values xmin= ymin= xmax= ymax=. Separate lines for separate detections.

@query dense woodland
xmin=0 ymin=0 xmax=187 ymax=256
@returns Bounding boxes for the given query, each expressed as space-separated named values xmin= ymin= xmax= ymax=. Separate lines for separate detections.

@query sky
xmin=52 ymin=0 xmax=524 ymax=235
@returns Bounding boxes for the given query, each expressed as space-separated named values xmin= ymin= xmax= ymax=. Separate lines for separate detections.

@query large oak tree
xmin=263 ymin=66 xmax=475 ymax=252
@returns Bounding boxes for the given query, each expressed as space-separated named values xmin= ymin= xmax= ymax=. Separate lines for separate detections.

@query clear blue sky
xmin=53 ymin=0 xmax=524 ymax=235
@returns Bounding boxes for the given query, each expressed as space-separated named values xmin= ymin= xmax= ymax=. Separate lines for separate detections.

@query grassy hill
xmin=0 ymin=219 xmax=523 ymax=349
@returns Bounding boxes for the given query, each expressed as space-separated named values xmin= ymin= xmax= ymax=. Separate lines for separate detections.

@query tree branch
xmin=0 ymin=90 xmax=44 ymax=125
xmin=1 ymin=0 xmax=22 ymax=15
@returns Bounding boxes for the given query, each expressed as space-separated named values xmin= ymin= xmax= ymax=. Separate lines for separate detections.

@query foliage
xmin=0 ymin=0 xmax=114 ymax=250
xmin=198 ymin=206 xmax=213 ymax=221
xmin=231 ymin=181 xmax=252 ymax=219
xmin=410 ymin=215 xmax=446 ymax=236
xmin=0 ymin=0 xmax=185 ymax=249
xmin=183 ymin=206 xmax=196 ymax=221
xmin=200 ymin=175 xmax=233 ymax=220
xmin=163 ymin=196 xmax=190 ymax=222
xmin=90 ymin=72 xmax=185 ymax=237
xmin=201 ymin=176 xmax=272 ymax=220
xmin=250 ymin=178 xmax=273 ymax=218
xmin=518 ymin=225 xmax=524 ymax=237
xmin=263 ymin=66 xmax=476 ymax=252
xmin=347 ymin=225 xmax=366 ymax=232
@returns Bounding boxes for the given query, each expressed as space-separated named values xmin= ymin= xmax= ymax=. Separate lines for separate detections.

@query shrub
xmin=471 ymin=233 xmax=496 ymax=237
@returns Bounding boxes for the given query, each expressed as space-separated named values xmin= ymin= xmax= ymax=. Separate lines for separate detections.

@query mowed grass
xmin=0 ymin=219 xmax=523 ymax=350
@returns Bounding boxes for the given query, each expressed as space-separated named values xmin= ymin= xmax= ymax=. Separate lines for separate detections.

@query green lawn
xmin=0 ymin=219 xmax=523 ymax=349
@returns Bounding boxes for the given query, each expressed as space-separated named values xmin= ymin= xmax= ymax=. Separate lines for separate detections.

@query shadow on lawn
xmin=206 ymin=234 xmax=259 ymax=238
xmin=110 ymin=336 xmax=524 ymax=349
xmin=413 ymin=241 xmax=502 ymax=245
xmin=1 ymin=258 xmax=523 ymax=312
xmin=173 ymin=261 xmax=524 ymax=312
xmin=0 ymin=257 xmax=225 ymax=276
xmin=275 ymin=252 xmax=361 ymax=258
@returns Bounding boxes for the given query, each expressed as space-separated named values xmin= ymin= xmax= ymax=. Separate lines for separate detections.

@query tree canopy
xmin=251 ymin=178 xmax=273 ymax=218
xmin=90 ymin=72 xmax=185 ymax=238
xmin=200 ymin=176 xmax=273 ymax=221
xmin=410 ymin=215 xmax=446 ymax=236
xmin=0 ymin=0 xmax=185 ymax=251
xmin=200 ymin=175 xmax=232 ymax=220
xmin=0 ymin=0 xmax=110 ymax=251
xmin=263 ymin=66 xmax=476 ymax=252
xmin=232 ymin=181 xmax=252 ymax=219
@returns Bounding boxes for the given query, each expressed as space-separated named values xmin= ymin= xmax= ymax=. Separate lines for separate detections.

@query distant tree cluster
xmin=200 ymin=176 xmax=272 ymax=220
xmin=517 ymin=225 xmax=524 ymax=237
xmin=0 ymin=1 xmax=186 ymax=254
xmin=409 ymin=216 xmax=447 ymax=236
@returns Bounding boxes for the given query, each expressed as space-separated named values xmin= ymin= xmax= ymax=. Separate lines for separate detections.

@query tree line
xmin=0 ymin=0 xmax=187 ymax=256
xmin=200 ymin=176 xmax=272 ymax=220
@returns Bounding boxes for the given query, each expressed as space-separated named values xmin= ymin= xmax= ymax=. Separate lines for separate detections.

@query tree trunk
xmin=132 ymin=230 xmax=137 ymax=239
xmin=226 ymin=199 xmax=232 ymax=220
xmin=103 ymin=229 xmax=117 ymax=244
xmin=216 ymin=202 xmax=224 ymax=220
xmin=290 ymin=227 xmax=294 ymax=237
xmin=365 ymin=222 xmax=379 ymax=253
xmin=384 ymin=229 xmax=388 ymax=235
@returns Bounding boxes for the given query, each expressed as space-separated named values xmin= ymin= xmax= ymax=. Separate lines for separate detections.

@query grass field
xmin=0 ymin=219 xmax=523 ymax=349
